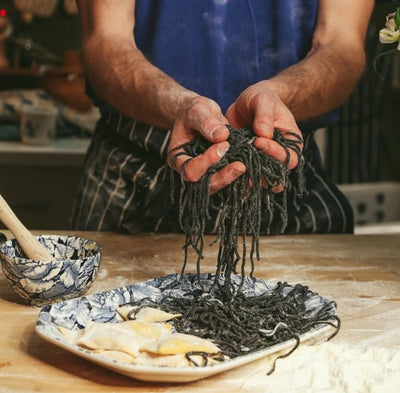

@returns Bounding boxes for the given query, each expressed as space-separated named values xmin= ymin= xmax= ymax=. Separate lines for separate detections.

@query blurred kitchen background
xmin=0 ymin=0 xmax=399 ymax=233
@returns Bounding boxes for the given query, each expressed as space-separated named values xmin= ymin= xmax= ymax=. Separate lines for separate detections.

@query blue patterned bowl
xmin=0 ymin=235 xmax=102 ymax=306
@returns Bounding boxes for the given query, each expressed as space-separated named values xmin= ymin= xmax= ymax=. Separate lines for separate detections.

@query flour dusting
xmin=244 ymin=342 xmax=400 ymax=393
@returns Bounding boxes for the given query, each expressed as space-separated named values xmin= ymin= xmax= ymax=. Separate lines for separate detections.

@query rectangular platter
xmin=35 ymin=273 xmax=337 ymax=383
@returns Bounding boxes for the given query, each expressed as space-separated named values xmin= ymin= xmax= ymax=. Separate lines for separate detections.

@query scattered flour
xmin=244 ymin=342 xmax=400 ymax=393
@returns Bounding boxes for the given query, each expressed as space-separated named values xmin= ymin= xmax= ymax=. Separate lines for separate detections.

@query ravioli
xmin=141 ymin=332 xmax=220 ymax=355
xmin=74 ymin=320 xmax=172 ymax=357
xmin=57 ymin=307 xmax=223 ymax=367
xmin=96 ymin=349 xmax=136 ymax=364
xmin=58 ymin=325 xmax=84 ymax=343
xmin=117 ymin=305 xmax=181 ymax=323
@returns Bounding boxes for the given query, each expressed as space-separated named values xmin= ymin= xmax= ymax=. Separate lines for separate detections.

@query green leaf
xmin=395 ymin=7 xmax=400 ymax=30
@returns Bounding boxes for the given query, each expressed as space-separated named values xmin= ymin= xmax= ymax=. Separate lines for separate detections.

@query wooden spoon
xmin=0 ymin=194 xmax=54 ymax=261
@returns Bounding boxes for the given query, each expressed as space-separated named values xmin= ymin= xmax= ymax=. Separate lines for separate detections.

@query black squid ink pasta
xmin=124 ymin=126 xmax=340 ymax=369
xmin=170 ymin=125 xmax=305 ymax=297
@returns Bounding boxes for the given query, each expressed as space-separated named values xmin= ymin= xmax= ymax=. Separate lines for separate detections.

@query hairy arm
xmin=76 ymin=0 xmax=245 ymax=191
xmin=225 ymin=0 xmax=374 ymax=172
xmin=268 ymin=0 xmax=375 ymax=121
xmin=76 ymin=0 xmax=200 ymax=130
xmin=227 ymin=0 xmax=375 ymax=131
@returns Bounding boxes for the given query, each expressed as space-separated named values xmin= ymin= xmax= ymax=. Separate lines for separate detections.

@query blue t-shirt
xmin=89 ymin=0 xmax=337 ymax=129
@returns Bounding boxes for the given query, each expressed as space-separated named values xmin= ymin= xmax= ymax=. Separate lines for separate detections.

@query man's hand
xmin=167 ymin=96 xmax=246 ymax=194
xmin=226 ymin=83 xmax=303 ymax=173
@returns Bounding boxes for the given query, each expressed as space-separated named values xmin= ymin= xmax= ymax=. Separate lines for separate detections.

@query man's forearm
xmin=264 ymin=0 xmax=374 ymax=123
xmin=264 ymin=41 xmax=366 ymax=122
xmin=82 ymin=35 xmax=198 ymax=130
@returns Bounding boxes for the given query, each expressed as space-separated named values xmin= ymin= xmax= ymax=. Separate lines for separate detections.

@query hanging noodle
xmin=169 ymin=125 xmax=304 ymax=298
xmin=124 ymin=126 xmax=340 ymax=368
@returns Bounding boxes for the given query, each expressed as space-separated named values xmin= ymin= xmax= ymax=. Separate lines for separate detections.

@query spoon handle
xmin=0 ymin=194 xmax=54 ymax=261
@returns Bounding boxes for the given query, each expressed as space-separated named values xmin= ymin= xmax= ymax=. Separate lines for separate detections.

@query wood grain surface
xmin=1 ymin=231 xmax=399 ymax=392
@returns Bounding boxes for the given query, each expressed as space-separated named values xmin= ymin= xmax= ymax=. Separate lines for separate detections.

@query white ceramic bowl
xmin=0 ymin=234 xmax=102 ymax=306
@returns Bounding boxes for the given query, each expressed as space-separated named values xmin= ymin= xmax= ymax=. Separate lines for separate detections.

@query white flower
xmin=379 ymin=18 xmax=400 ymax=49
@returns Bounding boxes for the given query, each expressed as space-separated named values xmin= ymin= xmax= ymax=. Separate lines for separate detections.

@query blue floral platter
xmin=35 ymin=273 xmax=338 ymax=383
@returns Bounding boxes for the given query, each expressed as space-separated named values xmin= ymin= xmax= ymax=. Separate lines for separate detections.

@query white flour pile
xmin=244 ymin=342 xmax=400 ymax=393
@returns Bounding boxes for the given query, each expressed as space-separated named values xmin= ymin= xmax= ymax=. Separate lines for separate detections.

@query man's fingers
xmin=254 ymin=137 xmax=300 ymax=170
xmin=175 ymin=96 xmax=230 ymax=143
xmin=225 ymin=103 xmax=247 ymax=129
xmin=203 ymin=124 xmax=230 ymax=142
xmin=209 ymin=162 xmax=246 ymax=195
xmin=170 ymin=141 xmax=230 ymax=182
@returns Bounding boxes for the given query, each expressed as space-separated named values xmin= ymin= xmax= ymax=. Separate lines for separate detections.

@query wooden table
xmin=1 ymin=232 xmax=399 ymax=392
